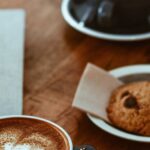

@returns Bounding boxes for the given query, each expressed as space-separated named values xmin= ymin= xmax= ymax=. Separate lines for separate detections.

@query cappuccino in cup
xmin=0 ymin=116 xmax=72 ymax=150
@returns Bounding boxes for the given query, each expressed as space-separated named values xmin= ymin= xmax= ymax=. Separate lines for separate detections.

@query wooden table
xmin=0 ymin=0 xmax=150 ymax=149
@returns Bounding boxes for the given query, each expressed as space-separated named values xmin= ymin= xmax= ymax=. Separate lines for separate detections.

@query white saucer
xmin=61 ymin=0 xmax=150 ymax=41
xmin=87 ymin=65 xmax=150 ymax=142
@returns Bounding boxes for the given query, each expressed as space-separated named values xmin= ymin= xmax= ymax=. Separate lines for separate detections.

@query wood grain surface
xmin=0 ymin=0 xmax=150 ymax=149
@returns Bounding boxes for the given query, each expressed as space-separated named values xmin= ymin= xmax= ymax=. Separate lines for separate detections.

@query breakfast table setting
xmin=0 ymin=0 xmax=150 ymax=150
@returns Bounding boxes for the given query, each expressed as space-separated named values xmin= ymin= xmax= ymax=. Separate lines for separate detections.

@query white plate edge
xmin=87 ymin=64 xmax=150 ymax=142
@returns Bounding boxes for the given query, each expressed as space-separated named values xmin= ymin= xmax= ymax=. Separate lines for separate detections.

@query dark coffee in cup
xmin=0 ymin=117 xmax=70 ymax=150
xmin=97 ymin=0 xmax=150 ymax=33
xmin=70 ymin=0 xmax=150 ymax=34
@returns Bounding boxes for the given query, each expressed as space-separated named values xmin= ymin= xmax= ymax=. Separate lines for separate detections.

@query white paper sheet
xmin=0 ymin=10 xmax=25 ymax=116
xmin=73 ymin=63 xmax=123 ymax=122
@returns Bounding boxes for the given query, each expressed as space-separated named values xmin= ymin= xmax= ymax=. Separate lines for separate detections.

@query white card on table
xmin=0 ymin=10 xmax=25 ymax=116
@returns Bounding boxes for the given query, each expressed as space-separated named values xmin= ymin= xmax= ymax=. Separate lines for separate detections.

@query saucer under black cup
xmin=70 ymin=0 xmax=150 ymax=34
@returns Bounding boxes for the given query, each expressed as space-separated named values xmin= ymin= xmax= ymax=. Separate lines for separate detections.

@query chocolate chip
xmin=121 ymin=91 xmax=130 ymax=98
xmin=124 ymin=95 xmax=138 ymax=109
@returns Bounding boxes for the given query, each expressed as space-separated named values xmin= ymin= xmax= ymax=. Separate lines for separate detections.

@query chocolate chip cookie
xmin=107 ymin=81 xmax=150 ymax=136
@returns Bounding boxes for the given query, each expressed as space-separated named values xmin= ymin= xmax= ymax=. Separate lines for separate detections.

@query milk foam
xmin=0 ymin=129 xmax=53 ymax=150
xmin=4 ymin=143 xmax=44 ymax=150
xmin=0 ymin=118 xmax=68 ymax=150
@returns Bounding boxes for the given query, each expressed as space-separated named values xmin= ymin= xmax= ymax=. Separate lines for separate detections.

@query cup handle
xmin=73 ymin=145 xmax=96 ymax=150
xmin=97 ymin=0 xmax=114 ymax=27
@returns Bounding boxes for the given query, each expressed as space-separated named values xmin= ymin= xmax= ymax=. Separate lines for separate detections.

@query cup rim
xmin=61 ymin=0 xmax=150 ymax=41
xmin=88 ymin=64 xmax=150 ymax=142
xmin=0 ymin=115 xmax=73 ymax=150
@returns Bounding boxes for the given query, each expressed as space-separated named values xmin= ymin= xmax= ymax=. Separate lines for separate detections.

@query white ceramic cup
xmin=0 ymin=115 xmax=95 ymax=150
xmin=0 ymin=115 xmax=73 ymax=150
